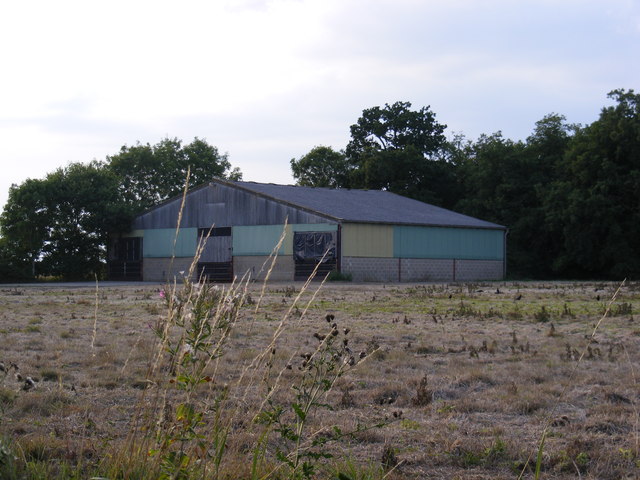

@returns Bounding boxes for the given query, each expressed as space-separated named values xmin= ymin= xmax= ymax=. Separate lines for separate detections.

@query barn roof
xmin=227 ymin=180 xmax=505 ymax=230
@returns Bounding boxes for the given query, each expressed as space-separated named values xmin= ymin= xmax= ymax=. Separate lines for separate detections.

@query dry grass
xmin=0 ymin=280 xmax=638 ymax=479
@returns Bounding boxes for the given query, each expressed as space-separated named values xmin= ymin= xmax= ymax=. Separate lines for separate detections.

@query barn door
xmin=198 ymin=227 xmax=233 ymax=282
xmin=293 ymin=231 xmax=337 ymax=281
xmin=108 ymin=237 xmax=142 ymax=280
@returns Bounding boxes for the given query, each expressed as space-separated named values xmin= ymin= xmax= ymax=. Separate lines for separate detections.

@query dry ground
xmin=0 ymin=279 xmax=639 ymax=479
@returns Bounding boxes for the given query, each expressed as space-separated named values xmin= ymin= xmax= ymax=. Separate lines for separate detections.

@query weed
xmin=614 ymin=302 xmax=633 ymax=316
xmin=454 ymin=300 xmax=478 ymax=317
xmin=561 ymin=302 xmax=575 ymax=318
xmin=0 ymin=437 xmax=18 ymax=480
xmin=39 ymin=370 xmax=60 ymax=382
xmin=399 ymin=418 xmax=420 ymax=430
xmin=60 ymin=329 xmax=75 ymax=339
xmin=380 ymin=445 xmax=398 ymax=471
xmin=533 ymin=306 xmax=551 ymax=323
xmin=16 ymin=391 xmax=72 ymax=418
xmin=339 ymin=384 xmax=356 ymax=408
xmin=506 ymin=303 xmax=523 ymax=320
xmin=327 ymin=271 xmax=353 ymax=282
xmin=145 ymin=303 xmax=160 ymax=315
xmin=0 ymin=388 xmax=15 ymax=411
xmin=411 ymin=375 xmax=432 ymax=407
xmin=256 ymin=317 xmax=363 ymax=479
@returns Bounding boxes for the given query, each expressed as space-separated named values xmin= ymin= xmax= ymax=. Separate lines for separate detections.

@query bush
xmin=327 ymin=271 xmax=353 ymax=282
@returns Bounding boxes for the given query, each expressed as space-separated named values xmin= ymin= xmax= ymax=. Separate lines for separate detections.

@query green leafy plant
xmin=0 ymin=437 xmax=18 ymax=480
xmin=326 ymin=271 xmax=353 ymax=282
xmin=143 ymin=278 xmax=246 ymax=480
xmin=255 ymin=319 xmax=361 ymax=479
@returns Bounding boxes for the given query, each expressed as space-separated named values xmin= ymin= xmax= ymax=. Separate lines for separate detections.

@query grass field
xmin=0 ymin=278 xmax=638 ymax=479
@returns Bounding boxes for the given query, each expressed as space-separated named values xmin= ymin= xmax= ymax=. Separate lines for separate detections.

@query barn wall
xmin=143 ymin=257 xmax=195 ymax=282
xmin=232 ymin=224 xmax=338 ymax=256
xmin=142 ymin=228 xmax=198 ymax=258
xmin=455 ymin=260 xmax=504 ymax=281
xmin=133 ymin=182 xmax=333 ymax=230
xmin=393 ymin=226 xmax=504 ymax=260
xmin=233 ymin=225 xmax=291 ymax=256
xmin=341 ymin=224 xmax=393 ymax=257
xmin=341 ymin=257 xmax=399 ymax=282
xmin=342 ymin=257 xmax=504 ymax=282
xmin=399 ymin=258 xmax=455 ymax=281
xmin=234 ymin=255 xmax=295 ymax=281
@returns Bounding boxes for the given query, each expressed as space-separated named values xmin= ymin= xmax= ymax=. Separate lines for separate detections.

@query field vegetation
xmin=0 ymin=278 xmax=638 ymax=479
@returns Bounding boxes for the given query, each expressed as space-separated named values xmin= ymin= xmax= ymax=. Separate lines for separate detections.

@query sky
xmin=1 ymin=0 xmax=638 ymax=212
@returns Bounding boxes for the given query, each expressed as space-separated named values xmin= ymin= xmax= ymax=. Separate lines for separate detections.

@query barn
xmin=108 ymin=179 xmax=507 ymax=283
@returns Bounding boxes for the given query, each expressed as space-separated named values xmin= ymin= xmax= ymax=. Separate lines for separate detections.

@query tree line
xmin=291 ymin=90 xmax=639 ymax=279
xmin=1 ymin=89 xmax=637 ymax=281
xmin=0 ymin=138 xmax=241 ymax=281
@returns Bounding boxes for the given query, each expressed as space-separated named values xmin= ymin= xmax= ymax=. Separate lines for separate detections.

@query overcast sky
xmin=1 ymin=0 xmax=638 ymax=212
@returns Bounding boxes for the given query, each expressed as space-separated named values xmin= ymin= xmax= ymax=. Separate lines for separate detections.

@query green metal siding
xmin=233 ymin=224 xmax=337 ymax=256
xmin=143 ymin=228 xmax=197 ymax=258
xmin=233 ymin=225 xmax=289 ymax=256
xmin=393 ymin=226 xmax=504 ymax=260
xmin=342 ymin=223 xmax=393 ymax=257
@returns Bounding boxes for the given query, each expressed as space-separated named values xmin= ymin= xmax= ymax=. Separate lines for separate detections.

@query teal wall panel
xmin=143 ymin=228 xmax=197 ymax=258
xmin=233 ymin=224 xmax=338 ymax=256
xmin=393 ymin=226 xmax=504 ymax=260
xmin=233 ymin=225 xmax=289 ymax=256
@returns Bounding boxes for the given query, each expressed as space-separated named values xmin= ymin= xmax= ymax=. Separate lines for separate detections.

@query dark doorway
xmin=293 ymin=231 xmax=337 ymax=281
xmin=109 ymin=237 xmax=143 ymax=280
xmin=197 ymin=227 xmax=233 ymax=282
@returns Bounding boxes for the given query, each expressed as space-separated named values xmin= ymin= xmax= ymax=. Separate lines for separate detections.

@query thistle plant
xmin=254 ymin=315 xmax=371 ymax=480
xmin=147 ymin=276 xmax=247 ymax=480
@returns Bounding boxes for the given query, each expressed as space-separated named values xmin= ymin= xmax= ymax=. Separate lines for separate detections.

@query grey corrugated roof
xmin=230 ymin=181 xmax=505 ymax=229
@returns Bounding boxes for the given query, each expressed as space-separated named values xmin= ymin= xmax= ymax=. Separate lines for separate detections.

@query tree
xmin=346 ymin=101 xmax=447 ymax=159
xmin=39 ymin=162 xmax=132 ymax=279
xmin=452 ymin=114 xmax=579 ymax=279
xmin=0 ymin=162 xmax=131 ymax=280
xmin=0 ymin=178 xmax=51 ymax=278
xmin=1 ymin=136 xmax=240 ymax=281
xmin=290 ymin=146 xmax=351 ymax=188
xmin=0 ymin=236 xmax=32 ymax=281
xmin=345 ymin=101 xmax=453 ymax=206
xmin=547 ymin=89 xmax=640 ymax=277
xmin=107 ymin=137 xmax=241 ymax=210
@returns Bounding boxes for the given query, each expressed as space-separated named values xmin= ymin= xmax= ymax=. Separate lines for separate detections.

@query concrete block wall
xmin=141 ymin=256 xmax=503 ymax=283
xmin=455 ymin=259 xmax=504 ymax=281
xmin=234 ymin=255 xmax=295 ymax=282
xmin=399 ymin=258 xmax=454 ymax=282
xmin=342 ymin=256 xmax=504 ymax=282
xmin=341 ymin=257 xmax=399 ymax=282
xmin=143 ymin=257 xmax=196 ymax=282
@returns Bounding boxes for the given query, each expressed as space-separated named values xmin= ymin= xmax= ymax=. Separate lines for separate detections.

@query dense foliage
xmin=291 ymin=91 xmax=640 ymax=279
xmin=0 ymin=138 xmax=241 ymax=281
xmin=108 ymin=137 xmax=241 ymax=211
